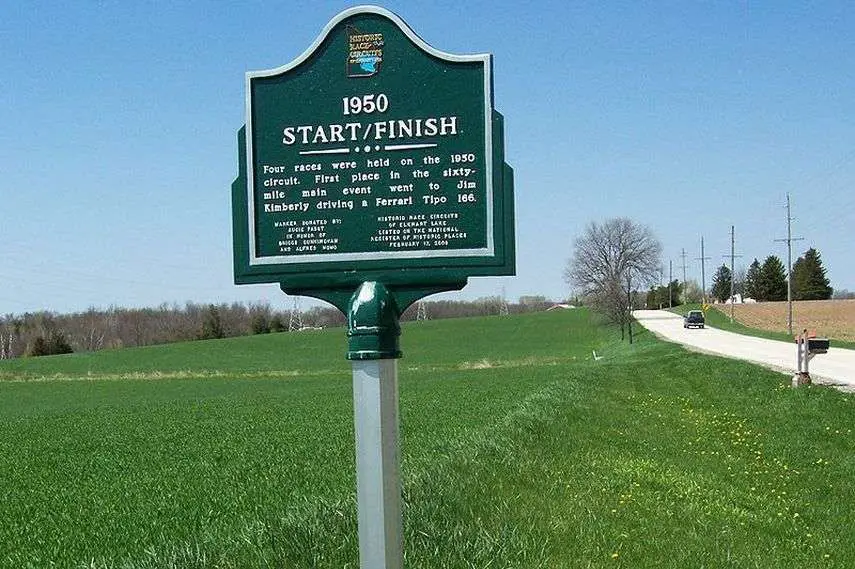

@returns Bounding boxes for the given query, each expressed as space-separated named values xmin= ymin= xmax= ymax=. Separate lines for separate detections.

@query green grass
xmin=1 ymin=310 xmax=854 ymax=568
xmin=670 ymin=303 xmax=855 ymax=350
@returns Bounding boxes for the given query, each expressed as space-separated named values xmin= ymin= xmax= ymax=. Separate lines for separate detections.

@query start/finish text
xmin=282 ymin=117 xmax=459 ymax=145
xmin=281 ymin=93 xmax=459 ymax=146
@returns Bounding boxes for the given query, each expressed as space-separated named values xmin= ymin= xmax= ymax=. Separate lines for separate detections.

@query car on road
xmin=684 ymin=310 xmax=705 ymax=329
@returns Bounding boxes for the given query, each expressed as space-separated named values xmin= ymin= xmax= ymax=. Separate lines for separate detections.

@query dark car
xmin=684 ymin=310 xmax=705 ymax=329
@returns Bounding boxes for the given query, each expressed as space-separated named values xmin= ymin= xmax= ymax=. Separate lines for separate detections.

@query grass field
xmin=1 ymin=310 xmax=854 ymax=568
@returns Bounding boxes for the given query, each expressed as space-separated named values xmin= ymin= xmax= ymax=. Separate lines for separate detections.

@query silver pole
xmin=352 ymin=359 xmax=403 ymax=569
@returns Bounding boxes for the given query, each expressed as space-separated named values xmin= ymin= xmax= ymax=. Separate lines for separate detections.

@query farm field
xmin=727 ymin=299 xmax=855 ymax=343
xmin=1 ymin=310 xmax=854 ymax=568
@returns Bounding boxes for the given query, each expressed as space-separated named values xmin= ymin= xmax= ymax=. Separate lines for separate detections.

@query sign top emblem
xmin=347 ymin=25 xmax=384 ymax=77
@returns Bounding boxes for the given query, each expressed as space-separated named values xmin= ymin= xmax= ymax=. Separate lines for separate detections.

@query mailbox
xmin=807 ymin=338 xmax=830 ymax=354
xmin=793 ymin=330 xmax=828 ymax=387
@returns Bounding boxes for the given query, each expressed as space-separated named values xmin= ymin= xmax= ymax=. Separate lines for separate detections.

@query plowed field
xmin=729 ymin=299 xmax=855 ymax=342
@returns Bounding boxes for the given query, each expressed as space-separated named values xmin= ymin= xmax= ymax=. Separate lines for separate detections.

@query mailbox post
xmin=793 ymin=329 xmax=829 ymax=387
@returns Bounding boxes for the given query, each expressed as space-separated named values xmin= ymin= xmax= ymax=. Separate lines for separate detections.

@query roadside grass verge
xmin=1 ymin=310 xmax=854 ymax=567
xmin=670 ymin=304 xmax=855 ymax=350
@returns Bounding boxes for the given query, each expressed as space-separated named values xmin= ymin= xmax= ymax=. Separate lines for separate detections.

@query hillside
xmin=1 ymin=310 xmax=853 ymax=568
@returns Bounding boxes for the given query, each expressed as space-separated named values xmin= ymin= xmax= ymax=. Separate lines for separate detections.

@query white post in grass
xmin=352 ymin=359 xmax=403 ymax=569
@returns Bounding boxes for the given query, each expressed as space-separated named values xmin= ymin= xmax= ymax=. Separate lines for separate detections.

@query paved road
xmin=634 ymin=310 xmax=855 ymax=391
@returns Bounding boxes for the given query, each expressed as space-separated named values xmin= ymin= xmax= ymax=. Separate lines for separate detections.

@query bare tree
xmin=680 ymin=279 xmax=703 ymax=304
xmin=0 ymin=332 xmax=11 ymax=360
xmin=565 ymin=218 xmax=662 ymax=342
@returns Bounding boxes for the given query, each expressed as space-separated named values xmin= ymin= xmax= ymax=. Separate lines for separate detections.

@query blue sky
xmin=1 ymin=1 xmax=853 ymax=315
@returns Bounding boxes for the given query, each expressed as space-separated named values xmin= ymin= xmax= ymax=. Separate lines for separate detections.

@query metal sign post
xmin=352 ymin=358 xmax=402 ymax=567
xmin=347 ymin=282 xmax=403 ymax=568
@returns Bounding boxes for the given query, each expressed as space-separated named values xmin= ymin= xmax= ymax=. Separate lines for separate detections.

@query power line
xmin=679 ymin=248 xmax=688 ymax=285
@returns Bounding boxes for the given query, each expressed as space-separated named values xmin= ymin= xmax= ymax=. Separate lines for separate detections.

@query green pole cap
xmin=347 ymin=281 xmax=402 ymax=360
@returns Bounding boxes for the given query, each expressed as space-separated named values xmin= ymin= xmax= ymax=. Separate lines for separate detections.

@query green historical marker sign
xmin=232 ymin=8 xmax=514 ymax=568
xmin=232 ymin=5 xmax=514 ymax=308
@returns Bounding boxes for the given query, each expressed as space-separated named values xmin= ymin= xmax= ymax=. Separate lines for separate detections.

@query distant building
xmin=722 ymin=294 xmax=757 ymax=304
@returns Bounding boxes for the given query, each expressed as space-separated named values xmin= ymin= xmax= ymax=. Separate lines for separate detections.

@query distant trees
xmin=732 ymin=266 xmax=746 ymax=297
xmin=13 ymin=312 xmax=75 ymax=357
xmin=0 ymin=297 xmax=567 ymax=360
xmin=792 ymin=247 xmax=832 ymax=300
xmin=28 ymin=331 xmax=73 ymax=357
xmin=645 ymin=280 xmax=683 ymax=309
xmin=0 ymin=332 xmax=12 ymax=360
xmin=756 ymin=255 xmax=788 ymax=301
xmin=711 ymin=264 xmax=733 ymax=302
xmin=0 ymin=302 xmax=290 ymax=358
xmin=565 ymin=217 xmax=662 ymax=341
xmin=679 ymin=280 xmax=703 ymax=304
xmin=198 ymin=305 xmax=225 ymax=340
xmin=249 ymin=304 xmax=273 ymax=335
xmin=732 ymin=248 xmax=832 ymax=303
xmin=744 ymin=259 xmax=761 ymax=300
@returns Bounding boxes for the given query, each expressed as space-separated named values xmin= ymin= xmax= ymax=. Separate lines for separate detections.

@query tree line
xmin=643 ymin=248 xmax=834 ymax=307
xmin=0 ymin=296 xmax=555 ymax=360
xmin=708 ymin=247 xmax=832 ymax=303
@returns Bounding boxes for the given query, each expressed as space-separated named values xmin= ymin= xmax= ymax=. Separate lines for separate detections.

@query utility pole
xmin=722 ymin=225 xmax=742 ymax=323
xmin=680 ymin=248 xmax=688 ymax=285
xmin=668 ymin=259 xmax=673 ymax=309
xmin=696 ymin=237 xmax=711 ymax=305
xmin=774 ymin=193 xmax=804 ymax=335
